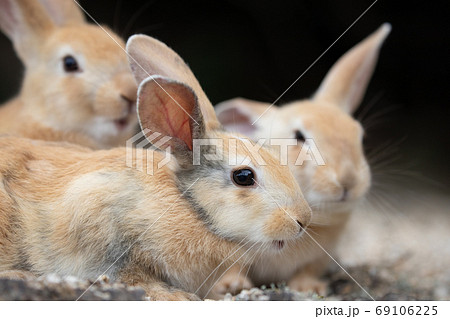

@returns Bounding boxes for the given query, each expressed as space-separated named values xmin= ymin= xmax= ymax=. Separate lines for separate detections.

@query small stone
xmin=250 ymin=288 xmax=260 ymax=294
xmin=223 ymin=293 xmax=233 ymax=301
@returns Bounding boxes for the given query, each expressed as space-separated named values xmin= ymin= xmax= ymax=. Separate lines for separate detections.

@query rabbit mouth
xmin=272 ymin=240 xmax=285 ymax=250
xmin=317 ymin=199 xmax=358 ymax=212
xmin=114 ymin=116 xmax=130 ymax=130
xmin=114 ymin=100 xmax=136 ymax=130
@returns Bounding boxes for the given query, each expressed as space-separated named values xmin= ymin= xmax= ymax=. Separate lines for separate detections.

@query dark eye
xmin=232 ymin=168 xmax=255 ymax=187
xmin=63 ymin=55 xmax=79 ymax=72
xmin=294 ymin=129 xmax=305 ymax=142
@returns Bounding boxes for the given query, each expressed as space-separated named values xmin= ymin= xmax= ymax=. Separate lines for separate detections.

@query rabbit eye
xmin=63 ymin=55 xmax=80 ymax=72
xmin=294 ymin=129 xmax=305 ymax=142
xmin=232 ymin=168 xmax=255 ymax=187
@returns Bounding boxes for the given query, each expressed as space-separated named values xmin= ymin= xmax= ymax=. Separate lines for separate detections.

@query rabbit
xmin=0 ymin=0 xmax=138 ymax=149
xmin=214 ymin=24 xmax=391 ymax=295
xmin=0 ymin=34 xmax=312 ymax=300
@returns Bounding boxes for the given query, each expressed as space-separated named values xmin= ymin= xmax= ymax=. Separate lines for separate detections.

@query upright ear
xmin=215 ymin=98 xmax=273 ymax=137
xmin=313 ymin=23 xmax=391 ymax=113
xmin=0 ymin=0 xmax=55 ymax=60
xmin=126 ymin=34 xmax=220 ymax=130
xmin=37 ymin=0 xmax=85 ymax=26
xmin=137 ymin=75 xmax=205 ymax=163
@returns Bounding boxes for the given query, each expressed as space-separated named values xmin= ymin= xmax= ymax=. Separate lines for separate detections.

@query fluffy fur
xmin=215 ymin=24 xmax=391 ymax=295
xmin=0 ymin=0 xmax=138 ymax=149
xmin=0 ymin=34 xmax=312 ymax=300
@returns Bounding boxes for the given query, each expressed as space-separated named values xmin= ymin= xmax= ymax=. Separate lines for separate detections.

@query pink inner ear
xmin=139 ymin=80 xmax=196 ymax=151
xmin=155 ymin=91 xmax=193 ymax=150
xmin=218 ymin=108 xmax=256 ymax=135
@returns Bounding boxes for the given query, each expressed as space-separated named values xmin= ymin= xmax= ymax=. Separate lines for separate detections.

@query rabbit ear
xmin=137 ymin=75 xmax=205 ymax=164
xmin=215 ymin=98 xmax=272 ymax=136
xmin=0 ymin=0 xmax=54 ymax=60
xmin=313 ymin=23 xmax=391 ymax=114
xmin=37 ymin=0 xmax=85 ymax=26
xmin=126 ymin=34 xmax=220 ymax=131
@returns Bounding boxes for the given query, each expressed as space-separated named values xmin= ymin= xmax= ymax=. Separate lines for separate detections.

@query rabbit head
xmin=127 ymin=35 xmax=312 ymax=246
xmin=0 ymin=0 xmax=138 ymax=148
xmin=216 ymin=24 xmax=391 ymax=211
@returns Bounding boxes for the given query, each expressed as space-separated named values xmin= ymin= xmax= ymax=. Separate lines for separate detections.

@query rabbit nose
xmin=339 ymin=171 xmax=356 ymax=197
xmin=340 ymin=187 xmax=349 ymax=201
xmin=121 ymin=95 xmax=134 ymax=113
xmin=297 ymin=220 xmax=305 ymax=234
xmin=116 ymin=74 xmax=137 ymax=103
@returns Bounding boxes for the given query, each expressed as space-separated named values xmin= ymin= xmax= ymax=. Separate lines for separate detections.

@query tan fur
xmin=0 ymin=0 xmax=137 ymax=149
xmin=0 ymin=270 xmax=37 ymax=280
xmin=215 ymin=24 xmax=391 ymax=295
xmin=0 ymin=35 xmax=312 ymax=300
xmin=0 ymin=137 xmax=234 ymax=298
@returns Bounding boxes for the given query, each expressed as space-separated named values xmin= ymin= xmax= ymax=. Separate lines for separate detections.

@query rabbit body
xmin=215 ymin=24 xmax=391 ymax=295
xmin=0 ymin=137 xmax=237 ymax=299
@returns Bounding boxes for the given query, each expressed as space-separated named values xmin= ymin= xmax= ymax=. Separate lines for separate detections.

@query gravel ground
xmin=0 ymin=275 xmax=146 ymax=301
xmin=0 ymin=264 xmax=439 ymax=301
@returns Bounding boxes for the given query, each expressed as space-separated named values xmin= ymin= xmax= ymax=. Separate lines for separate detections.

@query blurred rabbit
xmin=215 ymin=24 xmax=391 ymax=295
xmin=0 ymin=34 xmax=312 ymax=300
xmin=0 ymin=0 xmax=138 ymax=149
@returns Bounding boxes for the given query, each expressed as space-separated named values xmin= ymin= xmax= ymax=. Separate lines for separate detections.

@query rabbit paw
xmin=288 ymin=275 xmax=328 ymax=296
xmin=146 ymin=287 xmax=200 ymax=301
xmin=212 ymin=271 xmax=253 ymax=297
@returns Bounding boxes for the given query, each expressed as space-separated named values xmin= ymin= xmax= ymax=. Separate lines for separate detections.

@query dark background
xmin=0 ymin=0 xmax=449 ymax=189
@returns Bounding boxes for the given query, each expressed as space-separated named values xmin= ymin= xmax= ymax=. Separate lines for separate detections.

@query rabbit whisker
xmin=356 ymin=90 xmax=385 ymax=123
xmin=204 ymin=241 xmax=259 ymax=299
xmin=194 ymin=235 xmax=251 ymax=294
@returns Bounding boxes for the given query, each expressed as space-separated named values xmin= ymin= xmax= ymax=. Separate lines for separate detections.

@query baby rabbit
xmin=0 ymin=34 xmax=311 ymax=300
xmin=0 ymin=0 xmax=137 ymax=149
xmin=214 ymin=24 xmax=391 ymax=295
